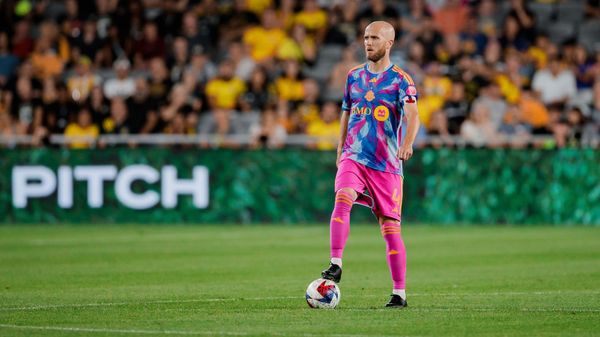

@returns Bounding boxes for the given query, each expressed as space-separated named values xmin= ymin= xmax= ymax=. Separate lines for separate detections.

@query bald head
xmin=364 ymin=21 xmax=395 ymax=63
xmin=365 ymin=21 xmax=395 ymax=41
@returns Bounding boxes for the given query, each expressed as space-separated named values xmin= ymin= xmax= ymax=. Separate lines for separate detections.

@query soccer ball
xmin=305 ymin=278 xmax=341 ymax=309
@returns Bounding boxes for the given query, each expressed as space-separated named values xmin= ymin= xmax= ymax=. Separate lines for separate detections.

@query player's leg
xmin=322 ymin=159 xmax=366 ymax=283
xmin=363 ymin=169 xmax=407 ymax=307
xmin=322 ymin=187 xmax=357 ymax=282
xmin=379 ymin=215 xmax=408 ymax=308
xmin=330 ymin=187 xmax=358 ymax=263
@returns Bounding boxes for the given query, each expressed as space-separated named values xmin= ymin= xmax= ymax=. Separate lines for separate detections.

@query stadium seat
xmin=578 ymin=21 xmax=600 ymax=51
xmin=557 ymin=2 xmax=585 ymax=23
xmin=546 ymin=21 xmax=576 ymax=45
xmin=529 ymin=2 xmax=555 ymax=29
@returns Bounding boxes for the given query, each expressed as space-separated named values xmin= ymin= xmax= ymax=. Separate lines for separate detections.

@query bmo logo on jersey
xmin=11 ymin=165 xmax=209 ymax=209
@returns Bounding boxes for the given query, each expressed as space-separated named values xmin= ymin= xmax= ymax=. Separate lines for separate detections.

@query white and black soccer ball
xmin=305 ymin=278 xmax=340 ymax=309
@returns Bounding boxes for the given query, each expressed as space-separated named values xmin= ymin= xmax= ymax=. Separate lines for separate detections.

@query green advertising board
xmin=1 ymin=148 xmax=600 ymax=225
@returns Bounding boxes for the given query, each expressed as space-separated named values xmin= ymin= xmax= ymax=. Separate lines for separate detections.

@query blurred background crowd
xmin=0 ymin=0 xmax=599 ymax=149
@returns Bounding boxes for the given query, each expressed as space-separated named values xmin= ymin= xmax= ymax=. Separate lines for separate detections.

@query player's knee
xmin=336 ymin=188 xmax=357 ymax=201
xmin=379 ymin=217 xmax=401 ymax=235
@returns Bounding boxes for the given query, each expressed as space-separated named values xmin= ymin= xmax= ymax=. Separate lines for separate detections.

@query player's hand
xmin=397 ymin=144 xmax=413 ymax=161
xmin=336 ymin=151 xmax=342 ymax=167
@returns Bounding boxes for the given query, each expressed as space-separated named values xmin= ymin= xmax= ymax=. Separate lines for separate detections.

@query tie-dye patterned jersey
xmin=340 ymin=63 xmax=418 ymax=175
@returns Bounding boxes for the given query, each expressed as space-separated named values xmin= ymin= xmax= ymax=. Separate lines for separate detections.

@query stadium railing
xmin=0 ymin=134 xmax=571 ymax=148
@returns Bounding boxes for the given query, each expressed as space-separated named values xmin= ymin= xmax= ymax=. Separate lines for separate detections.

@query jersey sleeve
xmin=398 ymin=72 xmax=418 ymax=106
xmin=341 ymin=73 xmax=352 ymax=113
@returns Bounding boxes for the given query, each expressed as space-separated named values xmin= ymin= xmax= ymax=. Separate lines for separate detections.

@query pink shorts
xmin=334 ymin=159 xmax=403 ymax=221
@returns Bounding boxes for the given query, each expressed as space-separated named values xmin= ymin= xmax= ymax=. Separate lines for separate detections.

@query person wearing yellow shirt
xmin=30 ymin=37 xmax=64 ymax=79
xmin=274 ymin=60 xmax=304 ymax=102
xmin=205 ymin=60 xmax=247 ymax=110
xmin=277 ymin=24 xmax=317 ymax=64
xmin=294 ymin=0 xmax=328 ymax=41
xmin=243 ymin=8 xmax=286 ymax=62
xmin=64 ymin=107 xmax=99 ymax=149
xmin=421 ymin=62 xmax=451 ymax=126
xmin=306 ymin=101 xmax=341 ymax=150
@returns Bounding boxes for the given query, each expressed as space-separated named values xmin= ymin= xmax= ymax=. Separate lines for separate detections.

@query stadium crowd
xmin=0 ymin=0 xmax=599 ymax=149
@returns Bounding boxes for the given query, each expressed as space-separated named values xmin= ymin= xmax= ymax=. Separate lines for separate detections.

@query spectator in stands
xmin=228 ymin=41 xmax=256 ymax=82
xmin=219 ymin=0 xmax=260 ymax=46
xmin=0 ymin=110 xmax=21 ymax=144
xmin=432 ymin=0 xmax=470 ymax=36
xmin=64 ymin=107 xmax=98 ymax=149
xmin=102 ymin=98 xmax=130 ymax=135
xmin=250 ymin=106 xmax=287 ymax=149
xmin=461 ymin=103 xmax=501 ymax=147
xmin=74 ymin=19 xmax=104 ymax=65
xmin=274 ymin=60 xmax=304 ymax=102
xmin=103 ymin=58 xmax=135 ymax=99
xmin=425 ymin=109 xmax=452 ymax=148
xmin=30 ymin=37 xmax=64 ymax=80
xmin=532 ymin=56 xmax=577 ymax=106
xmin=127 ymin=78 xmax=157 ymax=134
xmin=88 ymin=85 xmax=110 ymax=126
xmin=573 ymin=45 xmax=596 ymax=97
xmin=134 ymin=22 xmax=166 ymax=67
xmin=306 ymin=101 xmax=340 ymax=150
xmin=277 ymin=24 xmax=317 ymax=65
xmin=147 ymin=57 xmax=172 ymax=105
xmin=565 ymin=107 xmax=588 ymax=146
xmin=505 ymin=0 xmax=536 ymax=46
xmin=399 ymin=0 xmax=431 ymax=49
xmin=240 ymin=66 xmax=272 ymax=114
xmin=459 ymin=16 xmax=488 ymax=57
xmin=442 ymin=80 xmax=469 ymax=134
xmin=11 ymin=20 xmax=34 ymax=59
xmin=496 ymin=52 xmax=527 ymax=104
xmin=0 ymin=32 xmax=19 ymax=88
xmin=10 ymin=74 xmax=42 ymax=135
xmin=198 ymin=108 xmax=244 ymax=148
xmin=333 ymin=0 xmax=360 ymax=45
xmin=472 ymin=82 xmax=507 ymax=130
xmin=294 ymin=0 xmax=328 ymax=43
xmin=186 ymin=45 xmax=217 ymax=86
xmin=326 ymin=46 xmax=358 ymax=101
xmin=358 ymin=0 xmax=399 ymax=33
xmin=586 ymin=0 xmax=600 ymax=18
xmin=243 ymin=8 xmax=286 ymax=63
xmin=477 ymin=0 xmax=499 ymax=38
xmin=323 ymin=7 xmax=349 ymax=46
xmin=168 ymin=37 xmax=190 ymax=84
xmin=67 ymin=57 xmax=100 ymax=103
xmin=416 ymin=16 xmax=443 ymax=65
xmin=519 ymin=88 xmax=550 ymax=134
xmin=499 ymin=14 xmax=530 ymax=52
xmin=295 ymin=79 xmax=321 ymax=131
xmin=205 ymin=59 xmax=246 ymax=111
xmin=498 ymin=104 xmax=532 ymax=148
xmin=420 ymin=61 xmax=452 ymax=126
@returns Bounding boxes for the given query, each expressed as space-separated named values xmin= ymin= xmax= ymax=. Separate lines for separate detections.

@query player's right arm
xmin=336 ymin=110 xmax=349 ymax=167
xmin=337 ymin=72 xmax=352 ymax=167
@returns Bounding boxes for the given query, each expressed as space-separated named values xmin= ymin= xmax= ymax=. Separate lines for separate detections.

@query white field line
xmin=1 ymin=290 xmax=599 ymax=312
xmin=0 ymin=324 xmax=421 ymax=337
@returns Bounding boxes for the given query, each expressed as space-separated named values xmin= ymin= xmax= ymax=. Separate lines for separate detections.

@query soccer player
xmin=320 ymin=21 xmax=420 ymax=308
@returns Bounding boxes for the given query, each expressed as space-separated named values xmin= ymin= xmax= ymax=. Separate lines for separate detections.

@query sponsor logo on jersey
xmin=374 ymin=105 xmax=390 ymax=121
xmin=351 ymin=106 xmax=372 ymax=115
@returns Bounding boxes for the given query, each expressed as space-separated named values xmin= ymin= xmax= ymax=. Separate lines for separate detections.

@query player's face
xmin=364 ymin=29 xmax=387 ymax=62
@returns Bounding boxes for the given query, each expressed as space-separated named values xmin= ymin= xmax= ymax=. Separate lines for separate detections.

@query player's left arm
xmin=398 ymin=102 xmax=419 ymax=161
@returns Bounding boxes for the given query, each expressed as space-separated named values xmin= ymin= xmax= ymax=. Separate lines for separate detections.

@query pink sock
xmin=381 ymin=220 xmax=406 ymax=289
xmin=330 ymin=190 xmax=354 ymax=259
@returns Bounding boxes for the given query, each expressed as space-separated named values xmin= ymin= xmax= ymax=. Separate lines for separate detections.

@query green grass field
xmin=0 ymin=225 xmax=599 ymax=337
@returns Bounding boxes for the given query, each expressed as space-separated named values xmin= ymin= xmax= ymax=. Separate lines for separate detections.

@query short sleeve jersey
xmin=340 ymin=63 xmax=418 ymax=176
